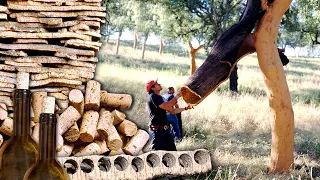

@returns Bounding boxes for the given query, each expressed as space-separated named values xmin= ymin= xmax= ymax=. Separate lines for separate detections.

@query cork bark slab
xmin=0 ymin=50 xmax=27 ymax=57
xmin=67 ymin=60 xmax=96 ymax=69
xmin=65 ymin=2 xmax=100 ymax=6
xmin=0 ymin=64 xmax=15 ymax=72
xmin=31 ymin=73 xmax=90 ymax=82
xmin=14 ymin=39 xmax=48 ymax=44
xmin=0 ymin=21 xmax=101 ymax=29
xmin=77 ymin=16 xmax=106 ymax=23
xmin=0 ymin=92 xmax=11 ymax=96
xmin=62 ymin=39 xmax=101 ymax=51
xmin=0 ymin=72 xmax=16 ymax=78
xmin=0 ymin=31 xmax=91 ymax=41
xmin=30 ymin=87 xmax=69 ymax=93
xmin=16 ymin=17 xmax=63 ymax=25
xmin=3 ymin=56 xmax=67 ymax=63
xmin=0 ymin=26 xmax=47 ymax=33
xmin=10 ymin=11 xmax=106 ymax=18
xmin=0 ymin=6 xmax=8 ymax=13
xmin=55 ymin=53 xmax=98 ymax=62
xmin=30 ymin=78 xmax=82 ymax=87
xmin=0 ymin=76 xmax=16 ymax=84
xmin=8 ymin=4 xmax=106 ymax=12
xmin=0 ymin=43 xmax=95 ymax=56
xmin=4 ymin=61 xmax=42 ymax=67
xmin=57 ymin=65 xmax=95 ymax=73
xmin=0 ymin=87 xmax=14 ymax=92
xmin=48 ymin=92 xmax=68 ymax=100
xmin=0 ymin=13 xmax=7 ymax=20
xmin=75 ymin=30 xmax=101 ymax=39
xmin=69 ymin=24 xmax=90 ymax=32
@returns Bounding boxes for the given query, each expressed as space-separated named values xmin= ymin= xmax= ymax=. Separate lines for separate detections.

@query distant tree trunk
xmin=159 ymin=36 xmax=164 ymax=55
xmin=141 ymin=34 xmax=148 ymax=59
xmin=188 ymin=41 xmax=203 ymax=75
xmin=255 ymin=0 xmax=294 ymax=173
xmin=133 ymin=31 xmax=138 ymax=49
xmin=229 ymin=65 xmax=238 ymax=92
xmin=116 ymin=30 xmax=122 ymax=55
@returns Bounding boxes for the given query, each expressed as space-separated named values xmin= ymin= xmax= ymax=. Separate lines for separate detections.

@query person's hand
xmin=177 ymin=90 xmax=182 ymax=97
xmin=184 ymin=104 xmax=194 ymax=110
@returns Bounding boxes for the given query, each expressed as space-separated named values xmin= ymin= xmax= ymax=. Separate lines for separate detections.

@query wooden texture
xmin=255 ymin=0 xmax=294 ymax=173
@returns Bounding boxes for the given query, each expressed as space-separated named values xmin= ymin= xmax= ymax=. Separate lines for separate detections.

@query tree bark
xmin=141 ymin=34 xmax=148 ymax=59
xmin=229 ymin=64 xmax=238 ymax=92
xmin=188 ymin=41 xmax=203 ymax=75
xmin=133 ymin=31 xmax=137 ymax=49
xmin=255 ymin=0 xmax=294 ymax=173
xmin=181 ymin=0 xmax=263 ymax=104
xmin=159 ymin=36 xmax=163 ymax=55
xmin=116 ymin=30 xmax=122 ymax=55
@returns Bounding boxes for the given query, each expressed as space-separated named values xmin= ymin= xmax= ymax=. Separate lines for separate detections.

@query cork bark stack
xmin=0 ymin=0 xmax=150 ymax=158
xmin=0 ymin=0 xmax=105 ymax=116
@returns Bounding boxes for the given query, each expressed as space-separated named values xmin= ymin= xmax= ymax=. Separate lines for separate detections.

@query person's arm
xmin=159 ymin=91 xmax=182 ymax=111
xmin=168 ymin=104 xmax=193 ymax=114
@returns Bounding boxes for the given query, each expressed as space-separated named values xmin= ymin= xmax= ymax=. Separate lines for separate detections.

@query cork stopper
xmin=43 ymin=96 xmax=55 ymax=114
xmin=16 ymin=72 xmax=30 ymax=90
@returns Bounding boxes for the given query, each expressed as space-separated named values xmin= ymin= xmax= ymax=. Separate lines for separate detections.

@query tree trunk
xmin=116 ymin=30 xmax=122 ymax=55
xmin=141 ymin=34 xmax=148 ymax=59
xmin=188 ymin=41 xmax=203 ymax=75
xmin=255 ymin=0 xmax=294 ymax=173
xmin=229 ymin=65 xmax=238 ymax=92
xmin=159 ymin=36 xmax=163 ymax=55
xmin=133 ymin=31 xmax=137 ymax=49
xmin=181 ymin=0 xmax=263 ymax=104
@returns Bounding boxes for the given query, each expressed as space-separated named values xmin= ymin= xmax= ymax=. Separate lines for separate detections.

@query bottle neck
xmin=13 ymin=89 xmax=31 ymax=137
xmin=39 ymin=114 xmax=57 ymax=161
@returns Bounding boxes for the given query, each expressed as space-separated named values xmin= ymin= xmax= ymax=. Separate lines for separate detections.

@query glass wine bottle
xmin=0 ymin=72 xmax=38 ymax=180
xmin=24 ymin=96 xmax=68 ymax=180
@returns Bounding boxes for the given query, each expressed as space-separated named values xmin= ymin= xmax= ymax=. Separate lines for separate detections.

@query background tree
xmin=105 ymin=0 xmax=132 ymax=55
xmin=131 ymin=1 xmax=159 ymax=59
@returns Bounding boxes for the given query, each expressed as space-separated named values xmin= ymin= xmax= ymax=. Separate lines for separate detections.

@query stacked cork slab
xmin=0 ymin=0 xmax=105 ymax=115
xmin=0 ymin=0 xmax=151 ymax=165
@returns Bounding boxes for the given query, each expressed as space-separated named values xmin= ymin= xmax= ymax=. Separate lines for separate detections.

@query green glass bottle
xmin=0 ymin=72 xmax=38 ymax=180
xmin=24 ymin=97 xmax=68 ymax=180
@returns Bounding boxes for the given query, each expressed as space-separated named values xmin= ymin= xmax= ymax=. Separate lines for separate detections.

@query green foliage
xmin=316 ymin=143 xmax=320 ymax=158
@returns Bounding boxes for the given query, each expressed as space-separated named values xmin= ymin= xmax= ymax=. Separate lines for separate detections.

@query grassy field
xmin=95 ymin=41 xmax=320 ymax=179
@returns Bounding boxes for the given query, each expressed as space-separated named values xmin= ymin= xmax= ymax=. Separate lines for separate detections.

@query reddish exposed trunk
xmin=255 ymin=0 xmax=294 ymax=173
xmin=188 ymin=41 xmax=203 ymax=75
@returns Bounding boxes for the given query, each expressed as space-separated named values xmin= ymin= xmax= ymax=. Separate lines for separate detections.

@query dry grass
xmin=96 ymin=41 xmax=320 ymax=179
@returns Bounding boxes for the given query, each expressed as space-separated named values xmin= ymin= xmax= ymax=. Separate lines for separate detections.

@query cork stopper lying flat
xmin=16 ymin=72 xmax=30 ymax=90
xmin=43 ymin=96 xmax=55 ymax=114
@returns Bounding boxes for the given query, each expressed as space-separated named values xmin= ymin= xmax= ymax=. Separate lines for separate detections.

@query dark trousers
xmin=176 ymin=113 xmax=183 ymax=137
xmin=149 ymin=128 xmax=176 ymax=151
